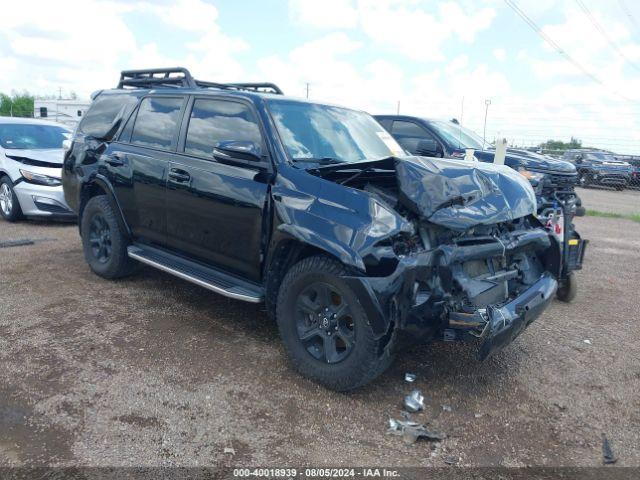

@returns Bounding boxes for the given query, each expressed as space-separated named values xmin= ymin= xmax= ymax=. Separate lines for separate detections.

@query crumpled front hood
xmin=395 ymin=156 xmax=537 ymax=230
xmin=5 ymin=148 xmax=64 ymax=167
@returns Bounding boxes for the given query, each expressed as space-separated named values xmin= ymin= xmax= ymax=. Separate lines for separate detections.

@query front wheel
xmin=81 ymin=195 xmax=136 ymax=279
xmin=577 ymin=172 xmax=589 ymax=188
xmin=0 ymin=177 xmax=24 ymax=222
xmin=556 ymin=272 xmax=578 ymax=302
xmin=276 ymin=256 xmax=393 ymax=391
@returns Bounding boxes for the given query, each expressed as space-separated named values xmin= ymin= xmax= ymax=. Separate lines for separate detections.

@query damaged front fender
xmin=271 ymin=166 xmax=413 ymax=271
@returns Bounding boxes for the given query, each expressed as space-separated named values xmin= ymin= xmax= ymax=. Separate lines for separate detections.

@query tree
xmin=0 ymin=91 xmax=34 ymax=117
xmin=539 ymin=137 xmax=582 ymax=151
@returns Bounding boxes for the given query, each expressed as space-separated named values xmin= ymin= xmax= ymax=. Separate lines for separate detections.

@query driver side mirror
xmin=213 ymin=140 xmax=262 ymax=162
xmin=415 ymin=139 xmax=442 ymax=157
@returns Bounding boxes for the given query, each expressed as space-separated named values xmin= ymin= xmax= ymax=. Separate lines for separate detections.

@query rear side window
xmin=184 ymin=99 xmax=261 ymax=158
xmin=79 ymin=93 xmax=137 ymax=137
xmin=130 ymin=97 xmax=184 ymax=150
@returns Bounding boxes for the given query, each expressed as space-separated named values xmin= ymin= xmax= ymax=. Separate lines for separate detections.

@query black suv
xmin=561 ymin=149 xmax=631 ymax=190
xmin=375 ymin=115 xmax=587 ymax=302
xmin=63 ymin=68 xmax=561 ymax=391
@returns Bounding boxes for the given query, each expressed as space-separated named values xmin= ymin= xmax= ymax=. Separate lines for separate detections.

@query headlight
xmin=518 ymin=168 xmax=546 ymax=183
xmin=20 ymin=169 xmax=62 ymax=187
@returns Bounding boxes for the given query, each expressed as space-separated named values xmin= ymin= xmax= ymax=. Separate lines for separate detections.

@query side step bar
xmin=127 ymin=245 xmax=264 ymax=303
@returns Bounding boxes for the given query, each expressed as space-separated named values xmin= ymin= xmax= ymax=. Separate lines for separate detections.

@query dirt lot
xmin=577 ymin=186 xmax=640 ymax=215
xmin=1 ymin=212 xmax=639 ymax=468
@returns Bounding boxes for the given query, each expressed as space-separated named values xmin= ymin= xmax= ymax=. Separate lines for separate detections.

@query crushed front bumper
xmin=343 ymin=225 xmax=560 ymax=359
xmin=475 ymin=273 xmax=557 ymax=360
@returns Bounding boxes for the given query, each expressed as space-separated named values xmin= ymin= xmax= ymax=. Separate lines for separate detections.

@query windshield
xmin=428 ymin=120 xmax=485 ymax=150
xmin=585 ymin=152 xmax=617 ymax=162
xmin=0 ymin=123 xmax=70 ymax=150
xmin=268 ymin=100 xmax=404 ymax=164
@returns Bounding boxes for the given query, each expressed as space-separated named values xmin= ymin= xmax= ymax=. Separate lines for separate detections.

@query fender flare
xmin=80 ymin=174 xmax=131 ymax=238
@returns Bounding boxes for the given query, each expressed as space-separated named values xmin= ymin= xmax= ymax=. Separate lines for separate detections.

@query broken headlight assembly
xmin=20 ymin=169 xmax=62 ymax=187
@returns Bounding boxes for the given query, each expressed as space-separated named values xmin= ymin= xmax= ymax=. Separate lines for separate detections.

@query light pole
xmin=305 ymin=82 xmax=310 ymax=99
xmin=482 ymin=99 xmax=491 ymax=150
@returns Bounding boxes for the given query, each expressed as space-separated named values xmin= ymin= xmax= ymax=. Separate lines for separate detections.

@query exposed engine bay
xmin=309 ymin=156 xmax=560 ymax=359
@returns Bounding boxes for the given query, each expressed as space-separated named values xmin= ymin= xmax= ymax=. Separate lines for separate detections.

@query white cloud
xmin=493 ymin=48 xmax=506 ymax=61
xmin=289 ymin=0 xmax=358 ymax=29
xmin=289 ymin=0 xmax=496 ymax=62
xmin=0 ymin=0 xmax=248 ymax=97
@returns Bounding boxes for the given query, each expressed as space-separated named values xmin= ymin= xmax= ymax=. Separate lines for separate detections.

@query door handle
xmin=105 ymin=153 xmax=125 ymax=167
xmin=168 ymin=169 xmax=191 ymax=183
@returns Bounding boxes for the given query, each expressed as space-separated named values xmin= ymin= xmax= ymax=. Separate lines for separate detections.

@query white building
xmin=33 ymin=99 xmax=91 ymax=127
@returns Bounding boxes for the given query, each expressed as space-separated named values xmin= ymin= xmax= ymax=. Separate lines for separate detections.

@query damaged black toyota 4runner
xmin=63 ymin=68 xmax=561 ymax=391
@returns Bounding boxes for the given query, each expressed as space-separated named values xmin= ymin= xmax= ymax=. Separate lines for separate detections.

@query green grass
xmin=586 ymin=209 xmax=640 ymax=223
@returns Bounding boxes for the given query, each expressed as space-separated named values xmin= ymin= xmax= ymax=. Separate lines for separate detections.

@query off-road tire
xmin=556 ymin=272 xmax=578 ymax=302
xmin=577 ymin=172 xmax=589 ymax=188
xmin=0 ymin=176 xmax=24 ymax=222
xmin=276 ymin=255 xmax=393 ymax=391
xmin=81 ymin=195 xmax=136 ymax=279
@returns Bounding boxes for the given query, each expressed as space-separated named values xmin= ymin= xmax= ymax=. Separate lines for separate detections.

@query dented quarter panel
xmin=395 ymin=156 xmax=537 ymax=230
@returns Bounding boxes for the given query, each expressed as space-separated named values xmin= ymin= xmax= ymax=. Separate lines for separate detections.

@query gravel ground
xmin=0 ymin=215 xmax=639 ymax=468
xmin=577 ymin=186 xmax=640 ymax=215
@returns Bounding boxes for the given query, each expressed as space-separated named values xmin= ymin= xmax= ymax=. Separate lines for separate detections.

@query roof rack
xmin=117 ymin=67 xmax=283 ymax=94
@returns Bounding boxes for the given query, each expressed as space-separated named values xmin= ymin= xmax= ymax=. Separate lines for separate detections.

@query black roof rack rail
xmin=117 ymin=67 xmax=283 ymax=94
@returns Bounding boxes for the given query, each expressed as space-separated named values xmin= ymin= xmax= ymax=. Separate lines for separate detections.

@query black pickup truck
xmin=63 ymin=68 xmax=561 ymax=390
xmin=561 ymin=149 xmax=632 ymax=190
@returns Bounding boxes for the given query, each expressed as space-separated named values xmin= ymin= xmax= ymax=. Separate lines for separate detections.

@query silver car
xmin=0 ymin=117 xmax=74 ymax=221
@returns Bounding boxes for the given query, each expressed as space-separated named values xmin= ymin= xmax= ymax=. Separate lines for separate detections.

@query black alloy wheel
xmin=88 ymin=213 xmax=113 ymax=264
xmin=295 ymin=282 xmax=356 ymax=364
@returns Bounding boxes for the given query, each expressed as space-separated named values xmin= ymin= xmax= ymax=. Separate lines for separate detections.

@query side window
xmin=391 ymin=120 xmax=430 ymax=154
xmin=376 ymin=118 xmax=393 ymax=131
xmin=40 ymin=107 xmax=48 ymax=118
xmin=79 ymin=94 xmax=138 ymax=137
xmin=117 ymin=106 xmax=138 ymax=143
xmin=184 ymin=99 xmax=261 ymax=158
xmin=130 ymin=97 xmax=184 ymax=150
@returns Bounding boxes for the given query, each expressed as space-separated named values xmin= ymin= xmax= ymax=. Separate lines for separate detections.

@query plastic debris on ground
xmin=443 ymin=455 xmax=458 ymax=465
xmin=602 ymin=434 xmax=617 ymax=464
xmin=403 ymin=389 xmax=425 ymax=412
xmin=387 ymin=417 xmax=446 ymax=445
xmin=441 ymin=405 xmax=452 ymax=412
xmin=404 ymin=372 xmax=416 ymax=383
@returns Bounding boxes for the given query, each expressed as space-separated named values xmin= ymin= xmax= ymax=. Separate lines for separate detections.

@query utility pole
xmin=482 ymin=99 xmax=491 ymax=150
xmin=305 ymin=82 xmax=310 ymax=99
xmin=396 ymin=100 xmax=400 ymax=115
xmin=58 ymin=87 xmax=62 ymax=100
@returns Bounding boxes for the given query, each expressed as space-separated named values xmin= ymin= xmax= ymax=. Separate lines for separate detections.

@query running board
xmin=127 ymin=245 xmax=264 ymax=303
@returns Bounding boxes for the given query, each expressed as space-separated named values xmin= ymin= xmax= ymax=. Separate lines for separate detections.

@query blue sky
xmin=1 ymin=0 xmax=639 ymax=152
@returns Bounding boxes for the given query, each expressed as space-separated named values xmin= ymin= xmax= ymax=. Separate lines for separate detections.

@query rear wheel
xmin=556 ymin=272 xmax=578 ymax=302
xmin=276 ymin=255 xmax=393 ymax=391
xmin=0 ymin=177 xmax=24 ymax=222
xmin=81 ymin=195 xmax=136 ymax=279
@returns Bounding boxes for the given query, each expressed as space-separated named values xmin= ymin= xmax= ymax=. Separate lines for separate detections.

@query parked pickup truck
xmin=562 ymin=149 xmax=631 ymax=190
xmin=63 ymin=68 xmax=561 ymax=390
